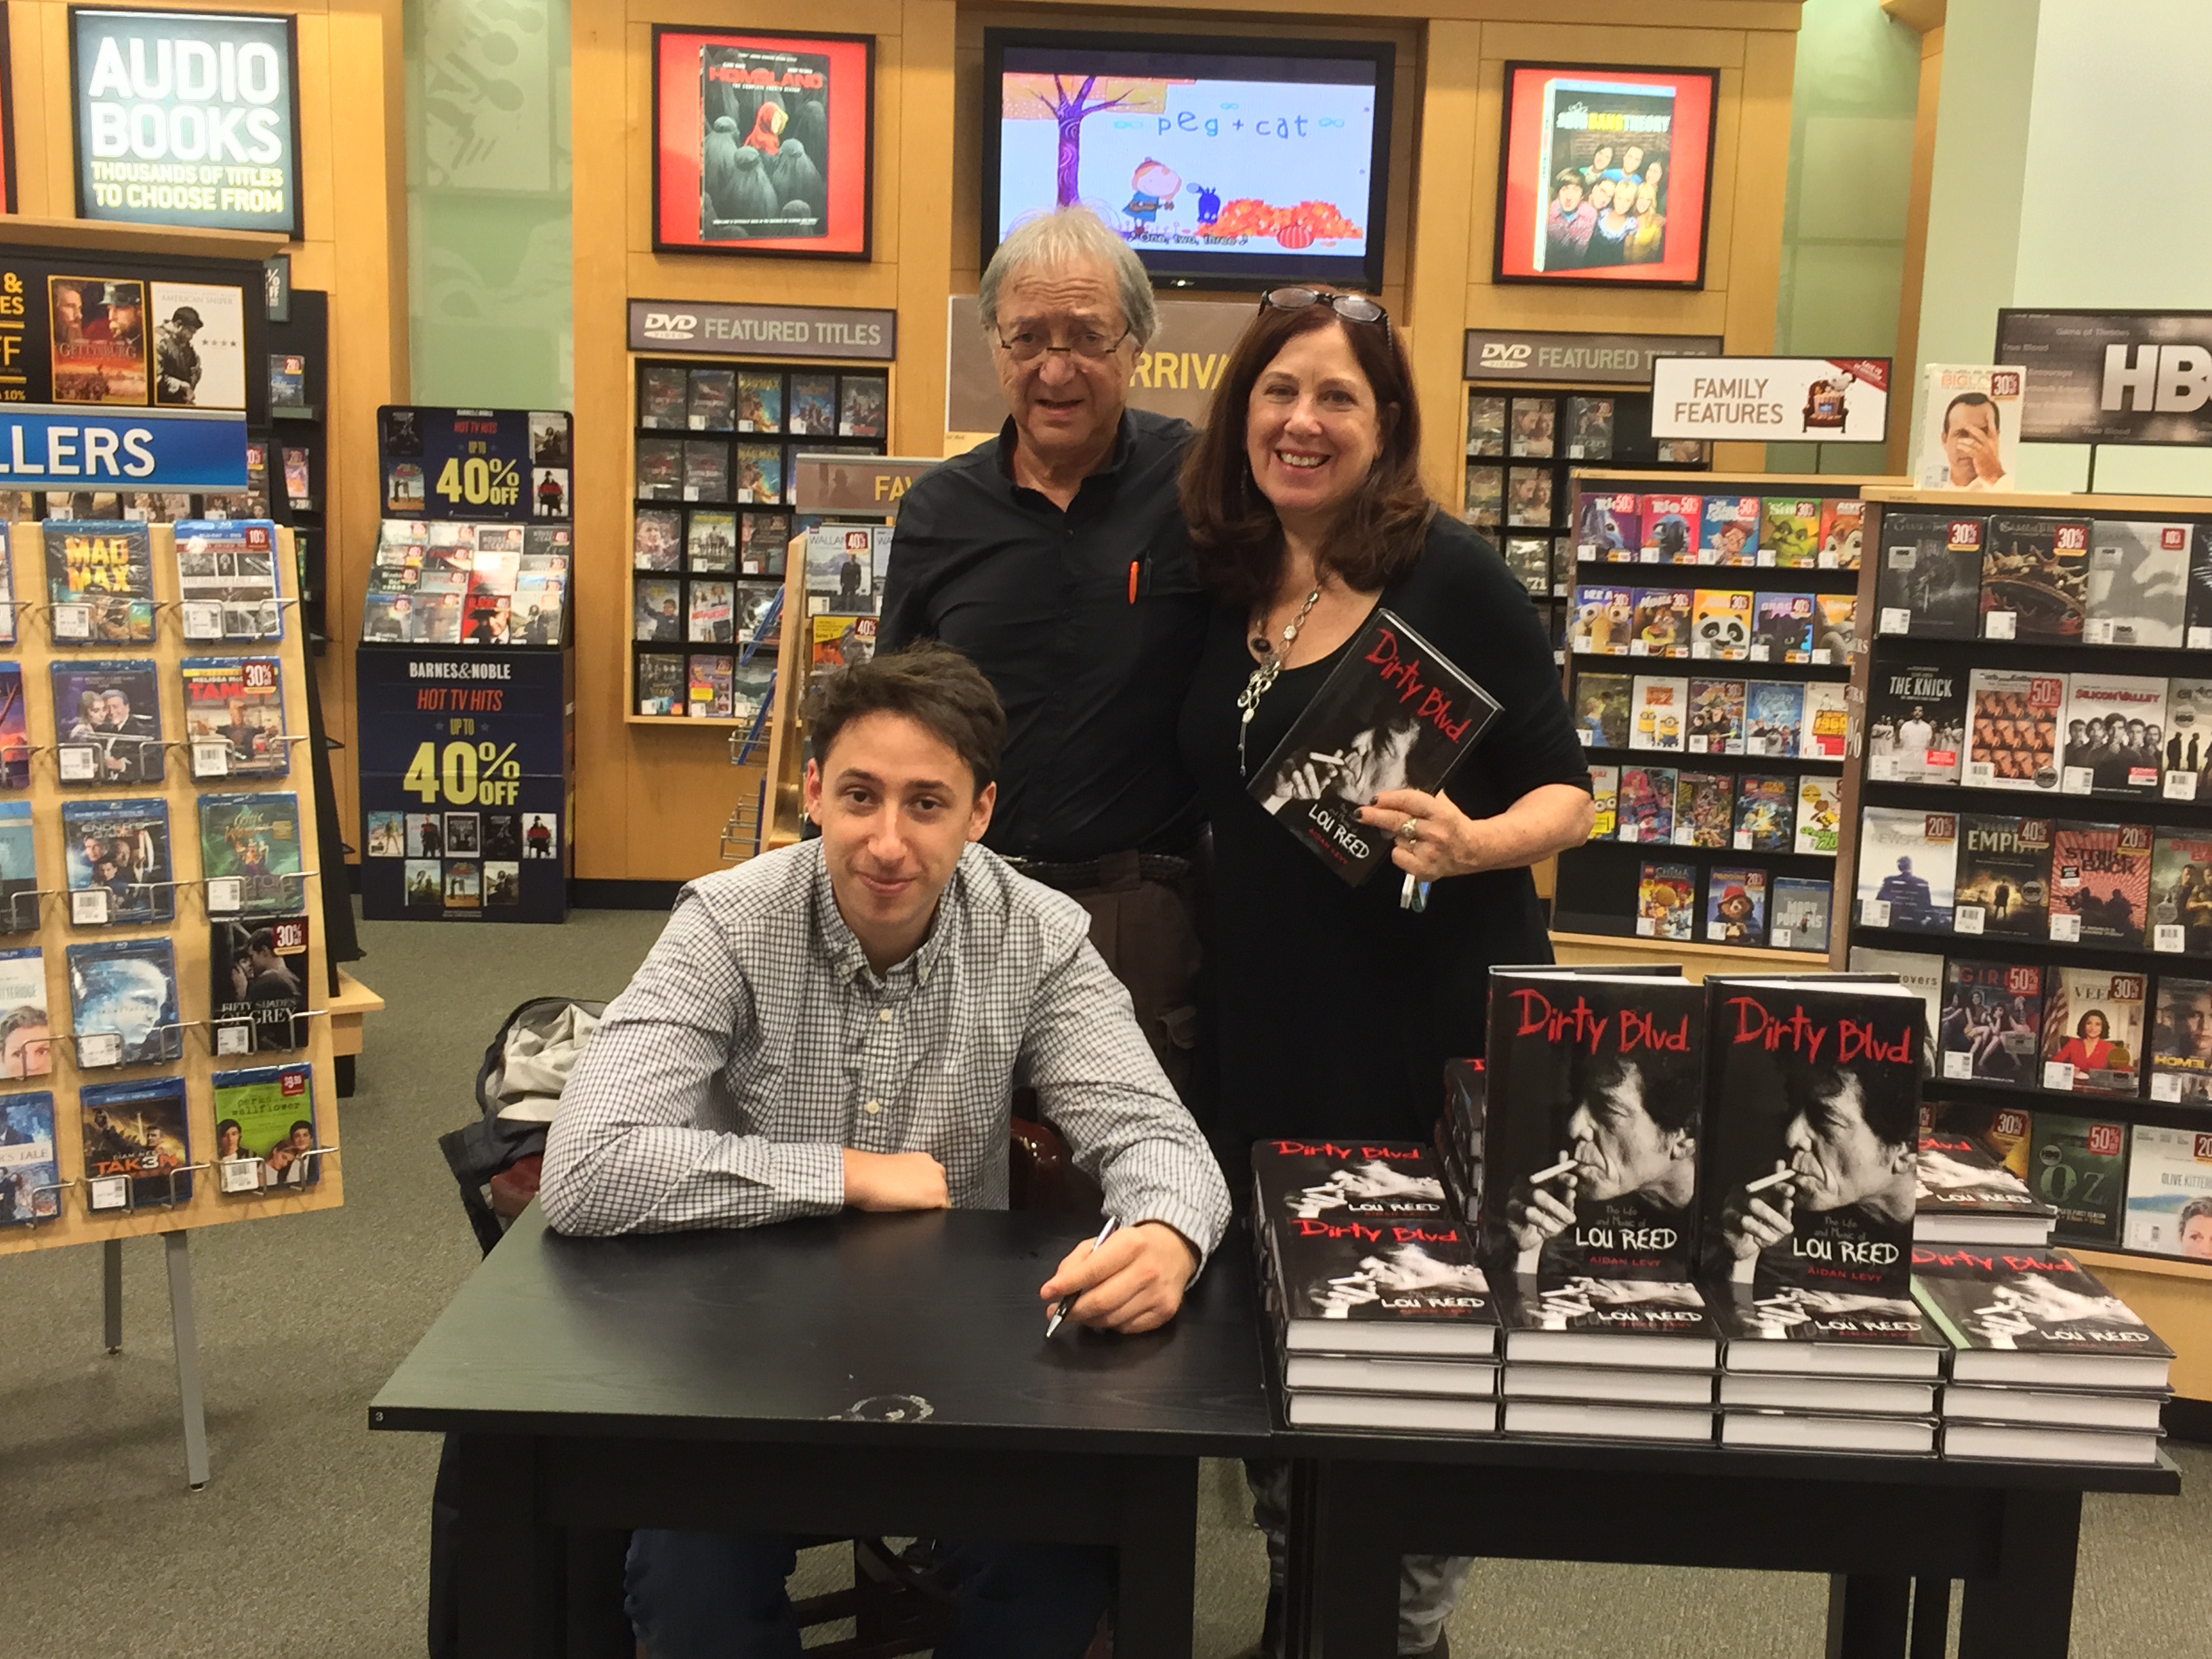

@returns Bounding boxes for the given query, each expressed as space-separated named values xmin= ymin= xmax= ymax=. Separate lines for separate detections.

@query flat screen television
xmin=981 ymin=30 xmax=1393 ymax=292
xmin=1493 ymin=62 xmax=1718 ymax=290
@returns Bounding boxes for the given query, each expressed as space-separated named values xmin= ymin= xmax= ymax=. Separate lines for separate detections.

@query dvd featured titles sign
xmin=1649 ymin=356 xmax=1891 ymax=444
xmin=71 ymin=9 xmax=303 ymax=237
xmin=1994 ymin=310 xmax=2212 ymax=445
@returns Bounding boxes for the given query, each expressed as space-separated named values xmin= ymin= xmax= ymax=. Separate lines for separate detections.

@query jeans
xmin=1244 ymin=1458 xmax=1471 ymax=1655
xmin=626 ymin=1529 xmax=1113 ymax=1659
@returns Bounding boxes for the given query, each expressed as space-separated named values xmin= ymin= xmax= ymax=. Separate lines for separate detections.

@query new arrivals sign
xmin=1994 ymin=309 xmax=2212 ymax=445
xmin=70 ymin=8 xmax=302 ymax=237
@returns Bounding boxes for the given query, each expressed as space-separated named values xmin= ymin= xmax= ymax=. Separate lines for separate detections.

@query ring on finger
xmin=1396 ymin=818 xmax=1420 ymax=845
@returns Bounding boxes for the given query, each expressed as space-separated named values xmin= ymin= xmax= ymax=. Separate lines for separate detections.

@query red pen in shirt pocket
xmin=1127 ymin=560 xmax=1140 ymax=605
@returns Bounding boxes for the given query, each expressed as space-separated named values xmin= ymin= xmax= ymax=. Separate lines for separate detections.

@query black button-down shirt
xmin=879 ymin=411 xmax=1208 ymax=861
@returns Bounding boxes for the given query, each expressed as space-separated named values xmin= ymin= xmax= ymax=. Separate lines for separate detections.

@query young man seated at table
xmin=541 ymin=641 xmax=1232 ymax=1659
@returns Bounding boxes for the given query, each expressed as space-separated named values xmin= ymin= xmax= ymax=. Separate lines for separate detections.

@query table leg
xmin=1910 ymin=1578 xmax=1952 ymax=1659
xmin=162 ymin=1231 xmax=210 ymax=1490
xmin=1293 ymin=1460 xmax=1398 ymax=1659
xmin=1825 ymin=1574 xmax=1909 ymax=1658
xmin=103 ymin=1237 xmax=123 ymax=1353
xmin=457 ymin=1433 xmax=565 ymax=1659
xmin=1114 ymin=1456 xmax=1197 ymax=1659
xmin=1958 ymin=1489 xmax=2081 ymax=1659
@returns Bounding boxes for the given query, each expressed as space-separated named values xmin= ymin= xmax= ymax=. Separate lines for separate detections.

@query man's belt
xmin=1002 ymin=848 xmax=1191 ymax=893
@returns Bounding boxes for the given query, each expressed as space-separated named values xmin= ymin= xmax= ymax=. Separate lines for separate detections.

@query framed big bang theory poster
xmin=1494 ymin=62 xmax=1718 ymax=290
xmin=652 ymin=27 xmax=874 ymax=260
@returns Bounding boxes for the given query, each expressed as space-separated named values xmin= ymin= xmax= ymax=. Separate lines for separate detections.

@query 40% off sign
xmin=402 ymin=739 xmax=524 ymax=806
xmin=435 ymin=453 xmax=522 ymax=510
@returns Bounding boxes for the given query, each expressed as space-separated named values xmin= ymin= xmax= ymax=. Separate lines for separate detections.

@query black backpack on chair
xmin=429 ymin=996 xmax=628 ymax=1659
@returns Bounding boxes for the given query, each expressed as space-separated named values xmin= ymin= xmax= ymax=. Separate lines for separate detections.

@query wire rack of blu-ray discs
xmin=1842 ymin=486 xmax=2212 ymax=1273
xmin=0 ymin=516 xmax=343 ymax=1481
xmin=628 ymin=357 xmax=888 ymax=724
xmin=1462 ymin=388 xmax=1710 ymax=663
xmin=1551 ymin=472 xmax=1881 ymax=961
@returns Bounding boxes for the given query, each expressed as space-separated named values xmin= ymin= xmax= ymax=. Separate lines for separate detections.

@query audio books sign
xmin=70 ymin=9 xmax=302 ymax=237
xmin=1995 ymin=309 xmax=2212 ymax=445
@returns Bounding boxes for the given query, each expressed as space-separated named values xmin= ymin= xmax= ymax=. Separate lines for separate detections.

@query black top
xmin=879 ymin=411 xmax=1210 ymax=861
xmin=1179 ymin=514 xmax=1591 ymax=1146
xmin=369 ymin=1206 xmax=1272 ymax=1456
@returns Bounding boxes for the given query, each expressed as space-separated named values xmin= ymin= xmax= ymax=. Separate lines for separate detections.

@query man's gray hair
xmin=978 ymin=207 xmax=1158 ymax=348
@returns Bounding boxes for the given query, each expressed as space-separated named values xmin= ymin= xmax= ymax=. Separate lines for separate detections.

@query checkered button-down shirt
xmin=540 ymin=839 xmax=1231 ymax=1263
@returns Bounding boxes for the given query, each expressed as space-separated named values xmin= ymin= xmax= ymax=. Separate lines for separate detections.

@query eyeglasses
xmin=1259 ymin=287 xmax=1392 ymax=342
xmin=991 ymin=323 xmax=1133 ymax=363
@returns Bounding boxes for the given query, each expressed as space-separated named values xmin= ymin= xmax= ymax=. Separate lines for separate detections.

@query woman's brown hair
xmin=1178 ymin=298 xmax=1435 ymax=609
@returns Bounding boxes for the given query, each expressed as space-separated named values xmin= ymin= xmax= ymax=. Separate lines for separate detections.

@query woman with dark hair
xmin=1177 ymin=289 xmax=1591 ymax=1659
xmin=1179 ymin=289 xmax=1593 ymax=1151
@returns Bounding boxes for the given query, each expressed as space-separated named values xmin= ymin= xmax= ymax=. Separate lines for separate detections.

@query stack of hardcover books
xmin=1915 ymin=1125 xmax=2056 ymax=1246
xmin=1479 ymin=968 xmax=1721 ymax=1442
xmin=1700 ymin=974 xmax=1944 ymax=1454
xmin=1253 ymin=1139 xmax=1500 ymax=1432
xmin=1913 ymin=1245 xmax=2173 ymax=1464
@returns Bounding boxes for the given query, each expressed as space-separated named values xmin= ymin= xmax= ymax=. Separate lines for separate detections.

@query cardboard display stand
xmin=0 ymin=522 xmax=340 ymax=1488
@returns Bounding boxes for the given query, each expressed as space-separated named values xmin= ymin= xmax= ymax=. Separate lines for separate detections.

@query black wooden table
xmin=1275 ymin=1420 xmax=2181 ymax=1659
xmin=369 ymin=1205 xmax=1273 ymax=1659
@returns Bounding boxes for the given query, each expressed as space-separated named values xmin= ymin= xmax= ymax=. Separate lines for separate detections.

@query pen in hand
xmin=1046 ymin=1216 xmax=1120 ymax=1338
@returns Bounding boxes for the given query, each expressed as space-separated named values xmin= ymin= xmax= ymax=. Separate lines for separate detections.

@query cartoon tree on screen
xmin=1002 ymin=75 xmax=1169 ymax=206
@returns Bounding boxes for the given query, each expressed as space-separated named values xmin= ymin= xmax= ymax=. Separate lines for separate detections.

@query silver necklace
xmin=1236 ymin=583 xmax=1324 ymax=777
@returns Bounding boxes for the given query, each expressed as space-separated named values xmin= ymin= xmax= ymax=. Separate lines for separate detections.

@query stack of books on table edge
xmin=1253 ymin=1139 xmax=1500 ymax=1433
xmin=1708 ymin=1282 xmax=1946 ymax=1455
xmin=1496 ymin=1272 xmax=1721 ymax=1443
xmin=1914 ymin=1245 xmax=2173 ymax=1465
xmin=1915 ymin=1126 xmax=2057 ymax=1247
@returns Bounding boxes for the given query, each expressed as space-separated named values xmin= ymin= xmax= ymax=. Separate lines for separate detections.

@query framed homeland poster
xmin=651 ymin=28 xmax=873 ymax=259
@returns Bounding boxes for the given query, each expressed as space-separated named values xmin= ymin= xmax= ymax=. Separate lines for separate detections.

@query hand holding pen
xmin=1038 ymin=1216 xmax=1200 ymax=1338
xmin=1045 ymin=1216 xmax=1120 ymax=1337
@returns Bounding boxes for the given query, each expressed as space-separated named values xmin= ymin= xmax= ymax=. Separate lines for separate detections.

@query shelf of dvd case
xmin=630 ymin=358 xmax=886 ymax=726
xmin=1550 ymin=474 xmax=1893 ymax=951
xmin=0 ymin=519 xmax=344 ymax=1259
xmin=1836 ymin=487 xmax=2212 ymax=1265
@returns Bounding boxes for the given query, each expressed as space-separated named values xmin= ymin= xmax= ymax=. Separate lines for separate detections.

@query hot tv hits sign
xmin=71 ymin=9 xmax=302 ymax=237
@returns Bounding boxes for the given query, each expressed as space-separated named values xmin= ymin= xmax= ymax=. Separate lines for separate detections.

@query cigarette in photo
xmin=1746 ymin=1168 xmax=1795 ymax=1194
xmin=1309 ymin=750 xmax=1347 ymax=766
xmin=1530 ymin=1158 xmax=1578 ymax=1185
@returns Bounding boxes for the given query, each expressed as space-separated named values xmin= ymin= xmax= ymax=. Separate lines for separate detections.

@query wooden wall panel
xmin=564 ymin=0 xmax=1805 ymax=881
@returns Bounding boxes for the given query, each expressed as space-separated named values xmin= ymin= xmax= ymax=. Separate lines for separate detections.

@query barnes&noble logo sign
xmin=1995 ymin=308 xmax=2212 ymax=445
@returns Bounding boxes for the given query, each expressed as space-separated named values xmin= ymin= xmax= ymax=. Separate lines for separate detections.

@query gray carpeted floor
xmin=3 ymin=903 xmax=2207 ymax=1658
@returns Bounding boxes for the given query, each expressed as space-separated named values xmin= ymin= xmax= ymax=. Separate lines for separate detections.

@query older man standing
xmin=880 ymin=207 xmax=1209 ymax=1104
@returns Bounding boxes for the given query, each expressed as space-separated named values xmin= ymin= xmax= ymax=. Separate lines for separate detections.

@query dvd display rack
xmin=0 ymin=520 xmax=340 ymax=1486
xmin=1462 ymin=387 xmax=1711 ymax=662
xmin=1549 ymin=471 xmax=1881 ymax=962
xmin=628 ymin=358 xmax=889 ymax=725
xmin=1843 ymin=486 xmax=2212 ymax=1276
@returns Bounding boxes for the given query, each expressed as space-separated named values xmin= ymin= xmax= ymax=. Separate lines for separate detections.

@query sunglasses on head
xmin=1258 ymin=287 xmax=1392 ymax=342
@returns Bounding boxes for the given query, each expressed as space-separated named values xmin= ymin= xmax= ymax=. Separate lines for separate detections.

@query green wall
xmin=1911 ymin=0 xmax=2212 ymax=494
xmin=1767 ymin=0 xmax=1923 ymax=475
xmin=403 ymin=0 xmax=574 ymax=411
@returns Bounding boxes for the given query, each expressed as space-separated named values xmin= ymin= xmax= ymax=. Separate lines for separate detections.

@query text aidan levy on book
xmin=1248 ymin=611 xmax=1503 ymax=884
